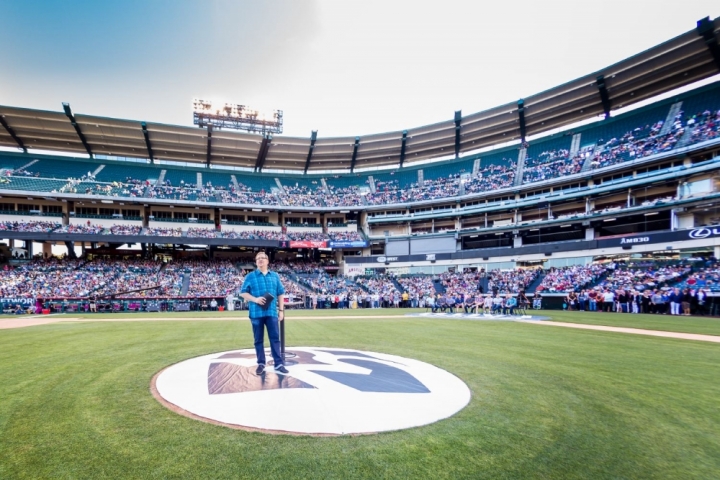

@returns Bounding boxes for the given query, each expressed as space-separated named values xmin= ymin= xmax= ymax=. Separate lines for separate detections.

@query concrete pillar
xmin=42 ymin=242 xmax=52 ymax=258
xmin=585 ymin=227 xmax=595 ymax=241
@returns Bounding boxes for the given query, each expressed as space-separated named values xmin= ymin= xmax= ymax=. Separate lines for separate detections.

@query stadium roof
xmin=1 ymin=16 xmax=719 ymax=173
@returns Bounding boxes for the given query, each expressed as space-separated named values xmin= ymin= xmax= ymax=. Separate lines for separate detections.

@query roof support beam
xmin=350 ymin=137 xmax=360 ymax=173
xmin=0 ymin=115 xmax=27 ymax=153
xmin=454 ymin=110 xmax=462 ymax=158
xmin=517 ymin=100 xmax=527 ymax=142
xmin=697 ymin=17 xmax=720 ymax=71
xmin=141 ymin=122 xmax=155 ymax=164
xmin=596 ymin=75 xmax=612 ymax=119
xmin=205 ymin=124 xmax=213 ymax=167
xmin=399 ymin=130 xmax=408 ymax=168
xmin=62 ymin=103 xmax=93 ymax=157
xmin=254 ymin=134 xmax=271 ymax=172
xmin=303 ymin=130 xmax=318 ymax=174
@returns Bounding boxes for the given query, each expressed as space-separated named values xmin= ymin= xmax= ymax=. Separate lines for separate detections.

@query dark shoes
xmin=255 ymin=364 xmax=265 ymax=375
xmin=274 ymin=365 xmax=289 ymax=375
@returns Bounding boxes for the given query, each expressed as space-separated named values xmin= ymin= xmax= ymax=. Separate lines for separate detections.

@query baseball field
xmin=1 ymin=309 xmax=719 ymax=479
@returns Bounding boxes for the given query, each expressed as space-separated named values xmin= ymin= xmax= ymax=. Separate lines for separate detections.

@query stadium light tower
xmin=192 ymin=99 xmax=283 ymax=134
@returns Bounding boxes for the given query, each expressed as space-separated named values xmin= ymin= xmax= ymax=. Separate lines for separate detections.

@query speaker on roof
xmin=544 ymin=252 xmax=552 ymax=256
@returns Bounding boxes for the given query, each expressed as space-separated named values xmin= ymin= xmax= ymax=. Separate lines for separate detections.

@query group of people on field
xmin=563 ymin=287 xmax=710 ymax=315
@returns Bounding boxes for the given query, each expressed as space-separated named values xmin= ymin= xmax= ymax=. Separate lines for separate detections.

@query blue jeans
xmin=251 ymin=316 xmax=283 ymax=367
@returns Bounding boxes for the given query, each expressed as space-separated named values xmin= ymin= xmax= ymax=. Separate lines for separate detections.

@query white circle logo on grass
xmin=154 ymin=347 xmax=470 ymax=435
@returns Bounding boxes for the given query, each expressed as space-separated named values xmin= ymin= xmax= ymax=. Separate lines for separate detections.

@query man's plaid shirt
xmin=241 ymin=269 xmax=285 ymax=318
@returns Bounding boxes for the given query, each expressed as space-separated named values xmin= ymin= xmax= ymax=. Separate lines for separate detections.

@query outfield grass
xmin=1 ymin=313 xmax=719 ymax=479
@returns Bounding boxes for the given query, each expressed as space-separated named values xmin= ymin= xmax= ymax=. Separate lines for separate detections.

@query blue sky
xmin=1 ymin=0 xmax=719 ymax=139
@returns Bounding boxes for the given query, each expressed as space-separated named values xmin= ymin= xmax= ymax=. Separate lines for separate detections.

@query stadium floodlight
xmin=192 ymin=98 xmax=283 ymax=134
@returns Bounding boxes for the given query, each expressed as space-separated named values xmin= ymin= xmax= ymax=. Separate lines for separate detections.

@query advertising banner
xmin=328 ymin=241 xmax=368 ymax=248
xmin=596 ymin=225 xmax=720 ymax=248
xmin=1 ymin=297 xmax=34 ymax=307
xmin=289 ymin=240 xmax=328 ymax=248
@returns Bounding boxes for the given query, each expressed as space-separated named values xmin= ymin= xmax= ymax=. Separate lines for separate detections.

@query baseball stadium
xmin=1 ymin=4 xmax=720 ymax=479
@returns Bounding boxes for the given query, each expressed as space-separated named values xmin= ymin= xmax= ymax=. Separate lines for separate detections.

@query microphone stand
xmin=279 ymin=306 xmax=297 ymax=365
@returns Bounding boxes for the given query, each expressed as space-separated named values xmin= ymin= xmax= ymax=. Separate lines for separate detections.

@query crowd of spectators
xmin=537 ymin=264 xmax=609 ymax=293
xmin=110 ymin=224 xmax=142 ymax=236
xmin=146 ymin=183 xmax=216 ymax=203
xmin=187 ymin=227 xmax=218 ymax=238
xmin=686 ymin=108 xmax=720 ymax=144
xmin=145 ymin=227 xmax=182 ymax=237
xmin=3 ymin=102 xmax=719 ymax=212
xmin=522 ymin=151 xmax=585 ymax=184
xmin=463 ymin=162 xmax=517 ymax=194
xmin=56 ymin=223 xmax=106 ymax=234
xmin=275 ymin=261 xmax=331 ymax=274
xmin=4 ymin=254 xmax=720 ymax=316
xmin=487 ymin=268 xmax=541 ymax=294
xmin=286 ymin=231 xmax=328 ymax=241
xmin=327 ymin=231 xmax=363 ymax=242
xmin=281 ymin=184 xmax=324 ymax=207
xmin=590 ymin=115 xmax=685 ymax=171
xmin=0 ymin=221 xmax=59 ymax=233
xmin=219 ymin=229 xmax=284 ymax=240
xmin=186 ymin=260 xmax=245 ymax=297
xmin=594 ymin=263 xmax=691 ymax=292
xmin=324 ymin=185 xmax=365 ymax=207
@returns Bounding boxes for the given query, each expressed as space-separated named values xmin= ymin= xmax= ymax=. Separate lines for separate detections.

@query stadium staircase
xmin=580 ymin=145 xmax=602 ymax=172
xmin=659 ymin=102 xmax=683 ymax=136
xmin=180 ymin=274 xmax=191 ymax=296
xmin=417 ymin=170 xmax=424 ymax=184
xmin=569 ymin=133 xmax=582 ymax=157
xmin=295 ymin=274 xmax=321 ymax=293
xmin=274 ymin=178 xmax=283 ymax=189
xmin=391 ymin=277 xmax=404 ymax=293
xmin=525 ymin=272 xmax=545 ymax=293
xmin=15 ymin=159 xmax=39 ymax=172
xmin=367 ymin=176 xmax=376 ymax=193
xmin=320 ymin=178 xmax=330 ymax=193
xmin=354 ymin=279 xmax=371 ymax=294
xmin=74 ymin=259 xmax=90 ymax=271
xmin=513 ymin=148 xmax=527 ymax=186
xmin=432 ymin=277 xmax=446 ymax=294
xmin=197 ymin=172 xmax=202 ymax=186
xmin=676 ymin=126 xmax=697 ymax=149
xmin=156 ymin=170 xmax=167 ymax=185
xmin=91 ymin=165 xmax=105 ymax=177
xmin=472 ymin=158 xmax=480 ymax=175
xmin=230 ymin=175 xmax=240 ymax=190
xmin=584 ymin=268 xmax=614 ymax=291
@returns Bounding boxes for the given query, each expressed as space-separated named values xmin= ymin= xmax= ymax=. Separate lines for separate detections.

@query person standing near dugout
xmin=240 ymin=251 xmax=288 ymax=375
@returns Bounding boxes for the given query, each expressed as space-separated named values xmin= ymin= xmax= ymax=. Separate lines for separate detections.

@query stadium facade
xmin=0 ymin=16 xmax=719 ymax=274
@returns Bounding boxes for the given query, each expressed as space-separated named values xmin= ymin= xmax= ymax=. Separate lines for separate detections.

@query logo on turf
xmin=154 ymin=347 xmax=470 ymax=434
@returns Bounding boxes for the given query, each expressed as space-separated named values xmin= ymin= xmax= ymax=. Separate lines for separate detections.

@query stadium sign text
xmin=0 ymin=298 xmax=34 ymax=306
xmin=620 ymin=237 xmax=650 ymax=244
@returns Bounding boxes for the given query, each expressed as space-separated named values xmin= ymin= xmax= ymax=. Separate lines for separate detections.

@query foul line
xmin=518 ymin=320 xmax=720 ymax=343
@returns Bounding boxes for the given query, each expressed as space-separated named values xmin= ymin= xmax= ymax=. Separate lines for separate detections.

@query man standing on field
xmin=240 ymin=251 xmax=288 ymax=375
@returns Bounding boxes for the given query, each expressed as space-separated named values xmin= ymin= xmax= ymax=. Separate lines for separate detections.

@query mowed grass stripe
xmin=0 ymin=318 xmax=719 ymax=479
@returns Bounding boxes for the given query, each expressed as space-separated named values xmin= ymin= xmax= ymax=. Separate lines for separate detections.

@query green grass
xmin=1 ymin=312 xmax=720 ymax=479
